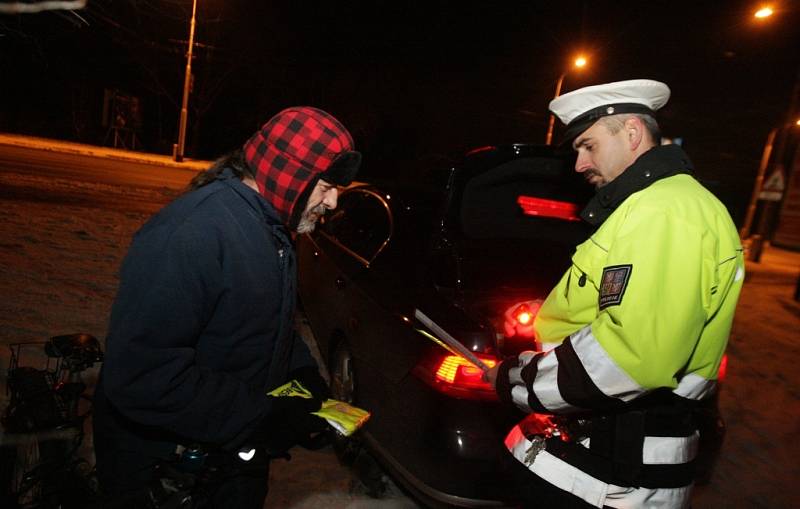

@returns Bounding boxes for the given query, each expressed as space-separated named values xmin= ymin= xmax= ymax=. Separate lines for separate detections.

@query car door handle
xmin=335 ymin=277 xmax=346 ymax=290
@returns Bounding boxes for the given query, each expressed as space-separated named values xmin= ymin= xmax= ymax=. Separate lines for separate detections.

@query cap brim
xmin=323 ymin=151 xmax=362 ymax=186
xmin=559 ymin=117 xmax=597 ymax=148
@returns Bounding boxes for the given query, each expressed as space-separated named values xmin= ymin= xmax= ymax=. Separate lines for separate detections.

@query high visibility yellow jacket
xmin=536 ymin=171 xmax=743 ymax=393
xmin=498 ymin=146 xmax=744 ymax=508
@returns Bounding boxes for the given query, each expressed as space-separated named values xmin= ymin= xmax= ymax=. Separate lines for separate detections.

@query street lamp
xmin=174 ymin=0 xmax=199 ymax=162
xmin=754 ymin=6 xmax=774 ymax=19
xmin=545 ymin=55 xmax=588 ymax=145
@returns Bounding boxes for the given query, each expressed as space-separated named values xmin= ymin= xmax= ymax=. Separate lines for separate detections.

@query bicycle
xmin=1 ymin=333 xmax=103 ymax=508
xmin=0 ymin=333 xmax=339 ymax=509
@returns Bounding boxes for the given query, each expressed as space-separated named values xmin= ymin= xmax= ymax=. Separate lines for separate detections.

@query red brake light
xmin=435 ymin=355 xmax=497 ymax=385
xmin=718 ymin=354 xmax=728 ymax=382
xmin=415 ymin=352 xmax=499 ymax=401
xmin=517 ymin=196 xmax=581 ymax=222
xmin=515 ymin=304 xmax=533 ymax=325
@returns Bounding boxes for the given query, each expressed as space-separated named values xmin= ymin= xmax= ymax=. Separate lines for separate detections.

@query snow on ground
xmin=1 ymin=162 xmax=799 ymax=508
xmin=0 ymin=169 xmax=419 ymax=508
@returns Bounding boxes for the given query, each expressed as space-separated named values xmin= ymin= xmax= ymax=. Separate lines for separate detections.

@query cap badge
xmin=606 ymin=106 xmax=615 ymax=114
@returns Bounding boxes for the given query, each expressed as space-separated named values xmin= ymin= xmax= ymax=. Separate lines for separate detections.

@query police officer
xmin=487 ymin=80 xmax=744 ymax=508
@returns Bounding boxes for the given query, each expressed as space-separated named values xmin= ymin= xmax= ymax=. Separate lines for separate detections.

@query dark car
xmin=297 ymin=143 xmax=724 ymax=507
xmin=297 ymin=144 xmax=593 ymax=507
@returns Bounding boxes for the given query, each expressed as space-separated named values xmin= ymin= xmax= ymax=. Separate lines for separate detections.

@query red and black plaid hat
xmin=243 ymin=106 xmax=361 ymax=226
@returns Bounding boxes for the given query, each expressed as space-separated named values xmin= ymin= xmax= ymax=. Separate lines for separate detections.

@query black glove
xmin=289 ymin=365 xmax=331 ymax=401
xmin=494 ymin=358 xmax=515 ymax=406
xmin=248 ymin=395 xmax=328 ymax=458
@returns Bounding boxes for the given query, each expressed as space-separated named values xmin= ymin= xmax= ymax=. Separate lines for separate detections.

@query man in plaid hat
xmin=93 ymin=107 xmax=361 ymax=508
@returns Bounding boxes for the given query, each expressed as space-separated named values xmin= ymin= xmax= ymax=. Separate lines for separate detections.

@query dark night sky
xmin=1 ymin=0 xmax=799 ymax=222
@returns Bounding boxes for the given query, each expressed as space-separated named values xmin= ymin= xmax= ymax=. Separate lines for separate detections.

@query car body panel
xmin=297 ymin=145 xmax=594 ymax=506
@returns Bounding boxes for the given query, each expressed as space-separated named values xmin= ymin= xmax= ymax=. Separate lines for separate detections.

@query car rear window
xmin=455 ymin=156 xmax=593 ymax=292
xmin=460 ymin=156 xmax=591 ymax=242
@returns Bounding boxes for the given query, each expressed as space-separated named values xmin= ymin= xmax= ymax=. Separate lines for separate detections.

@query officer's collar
xmin=580 ymin=144 xmax=694 ymax=225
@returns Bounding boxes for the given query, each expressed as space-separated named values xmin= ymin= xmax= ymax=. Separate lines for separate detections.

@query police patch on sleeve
xmin=598 ymin=264 xmax=632 ymax=310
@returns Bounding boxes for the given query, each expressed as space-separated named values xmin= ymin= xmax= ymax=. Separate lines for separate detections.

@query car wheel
xmin=330 ymin=342 xmax=361 ymax=465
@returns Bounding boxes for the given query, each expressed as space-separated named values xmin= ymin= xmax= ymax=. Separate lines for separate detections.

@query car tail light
xmin=414 ymin=352 xmax=499 ymax=401
xmin=514 ymin=304 xmax=533 ymax=325
xmin=718 ymin=354 xmax=728 ymax=382
xmin=517 ymin=195 xmax=581 ymax=222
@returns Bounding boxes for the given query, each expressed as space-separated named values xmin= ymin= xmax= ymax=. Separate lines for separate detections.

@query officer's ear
xmin=624 ymin=116 xmax=645 ymax=151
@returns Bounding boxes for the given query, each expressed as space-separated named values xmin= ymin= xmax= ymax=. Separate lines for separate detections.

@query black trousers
xmin=94 ymin=433 xmax=269 ymax=509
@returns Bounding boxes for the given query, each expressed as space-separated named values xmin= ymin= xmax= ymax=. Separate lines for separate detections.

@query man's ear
xmin=625 ymin=117 xmax=645 ymax=151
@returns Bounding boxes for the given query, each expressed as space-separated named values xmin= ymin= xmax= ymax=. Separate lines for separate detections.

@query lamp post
xmin=174 ymin=0 xmax=199 ymax=162
xmin=739 ymin=126 xmax=778 ymax=240
xmin=740 ymin=4 xmax=800 ymax=259
xmin=545 ymin=55 xmax=587 ymax=145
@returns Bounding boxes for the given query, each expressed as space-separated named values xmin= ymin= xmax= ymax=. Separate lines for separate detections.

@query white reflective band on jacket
xmin=507 ymin=326 xmax=720 ymax=413
xmin=505 ymin=425 xmax=695 ymax=508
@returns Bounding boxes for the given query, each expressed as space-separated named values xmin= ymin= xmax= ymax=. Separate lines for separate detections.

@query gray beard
xmin=296 ymin=217 xmax=316 ymax=234
xmin=295 ymin=203 xmax=326 ymax=234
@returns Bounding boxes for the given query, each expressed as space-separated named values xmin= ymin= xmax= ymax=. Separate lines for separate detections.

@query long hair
xmin=186 ymin=148 xmax=255 ymax=191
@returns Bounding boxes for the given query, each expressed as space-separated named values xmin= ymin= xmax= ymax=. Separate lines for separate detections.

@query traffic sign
xmin=758 ymin=167 xmax=785 ymax=201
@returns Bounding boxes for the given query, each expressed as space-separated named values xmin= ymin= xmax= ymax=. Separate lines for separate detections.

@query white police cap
xmin=549 ymin=79 xmax=670 ymax=142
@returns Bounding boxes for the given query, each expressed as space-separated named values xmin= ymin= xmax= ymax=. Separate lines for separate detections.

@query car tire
xmin=329 ymin=342 xmax=361 ymax=466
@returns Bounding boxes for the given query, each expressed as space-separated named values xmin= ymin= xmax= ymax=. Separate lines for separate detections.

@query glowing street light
xmin=545 ymin=54 xmax=589 ymax=145
xmin=754 ymin=6 xmax=774 ymax=18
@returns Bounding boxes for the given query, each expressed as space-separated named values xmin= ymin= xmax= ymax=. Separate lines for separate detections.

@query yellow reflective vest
xmin=535 ymin=173 xmax=744 ymax=391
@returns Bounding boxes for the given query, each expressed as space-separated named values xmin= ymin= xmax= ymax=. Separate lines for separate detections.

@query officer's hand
xmin=483 ymin=363 xmax=501 ymax=389
xmin=503 ymin=300 xmax=543 ymax=338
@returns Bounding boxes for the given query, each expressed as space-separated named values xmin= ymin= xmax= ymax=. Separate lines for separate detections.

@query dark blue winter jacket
xmin=93 ymin=168 xmax=315 ymax=456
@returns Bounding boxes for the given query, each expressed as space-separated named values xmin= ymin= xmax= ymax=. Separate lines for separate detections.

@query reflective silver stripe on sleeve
xmin=533 ymin=350 xmax=579 ymax=412
xmin=518 ymin=350 xmax=537 ymax=366
xmin=510 ymin=351 xmax=545 ymax=411
xmin=508 ymin=366 xmax=524 ymax=386
xmin=510 ymin=385 xmax=532 ymax=412
xmin=570 ymin=326 xmax=644 ymax=402
xmin=508 ymin=351 xmax=537 ymax=385
xmin=541 ymin=341 xmax=559 ymax=352
xmin=673 ymin=373 xmax=717 ymax=400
